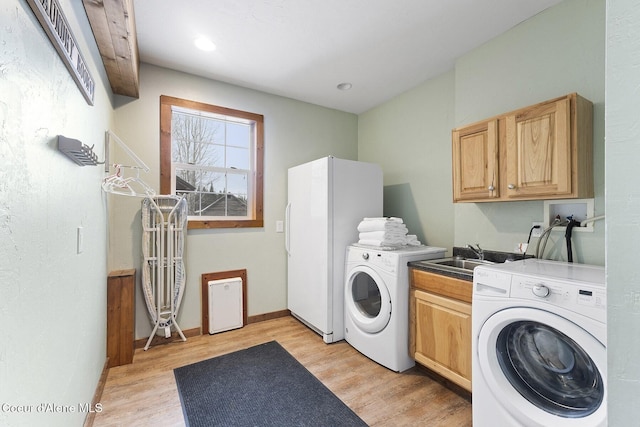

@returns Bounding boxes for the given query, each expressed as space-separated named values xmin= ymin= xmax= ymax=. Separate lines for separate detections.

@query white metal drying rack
xmin=102 ymin=130 xmax=155 ymax=197
xmin=101 ymin=131 xmax=188 ymax=349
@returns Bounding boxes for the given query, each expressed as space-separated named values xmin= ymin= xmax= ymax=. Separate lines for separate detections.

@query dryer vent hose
xmin=564 ymin=219 xmax=581 ymax=263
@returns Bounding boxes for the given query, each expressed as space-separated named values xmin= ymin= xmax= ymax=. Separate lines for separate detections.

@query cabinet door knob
xmin=508 ymin=184 xmax=516 ymax=190
xmin=488 ymin=185 xmax=495 ymax=191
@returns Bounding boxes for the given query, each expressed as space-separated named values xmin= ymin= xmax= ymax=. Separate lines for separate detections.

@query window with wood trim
xmin=160 ymin=95 xmax=264 ymax=229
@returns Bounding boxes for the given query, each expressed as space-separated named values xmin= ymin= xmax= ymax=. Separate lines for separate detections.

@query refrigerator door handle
xmin=285 ymin=202 xmax=291 ymax=255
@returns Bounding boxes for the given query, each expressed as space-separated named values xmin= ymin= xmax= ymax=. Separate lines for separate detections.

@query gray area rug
xmin=174 ymin=340 xmax=368 ymax=426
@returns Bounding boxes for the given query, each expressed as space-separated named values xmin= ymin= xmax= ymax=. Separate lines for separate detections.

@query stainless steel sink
xmin=416 ymin=256 xmax=495 ymax=277
xmin=430 ymin=257 xmax=494 ymax=270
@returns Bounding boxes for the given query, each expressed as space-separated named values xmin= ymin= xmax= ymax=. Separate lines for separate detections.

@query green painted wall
xmin=112 ymin=64 xmax=359 ymax=339
xmin=359 ymin=0 xmax=605 ymax=265
xmin=358 ymin=72 xmax=455 ymax=250
xmin=453 ymin=0 xmax=604 ymax=264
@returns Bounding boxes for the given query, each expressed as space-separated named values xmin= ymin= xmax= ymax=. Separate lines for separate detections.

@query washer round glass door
xmin=345 ymin=265 xmax=391 ymax=334
xmin=477 ymin=307 xmax=606 ymax=425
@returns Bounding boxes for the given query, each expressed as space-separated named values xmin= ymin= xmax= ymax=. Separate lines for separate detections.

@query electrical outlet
xmin=514 ymin=243 xmax=528 ymax=254
xmin=531 ymin=222 xmax=543 ymax=238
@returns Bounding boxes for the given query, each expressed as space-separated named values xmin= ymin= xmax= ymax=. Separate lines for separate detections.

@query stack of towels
xmin=357 ymin=217 xmax=422 ymax=248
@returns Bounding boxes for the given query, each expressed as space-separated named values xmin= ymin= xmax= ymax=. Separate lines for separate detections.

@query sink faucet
xmin=467 ymin=243 xmax=484 ymax=261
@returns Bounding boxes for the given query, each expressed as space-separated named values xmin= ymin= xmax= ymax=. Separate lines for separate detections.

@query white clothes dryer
xmin=344 ymin=244 xmax=445 ymax=372
xmin=472 ymin=259 xmax=606 ymax=427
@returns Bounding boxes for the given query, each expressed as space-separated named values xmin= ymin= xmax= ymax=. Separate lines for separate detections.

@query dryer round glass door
xmin=345 ymin=265 xmax=391 ymax=334
xmin=477 ymin=307 xmax=606 ymax=426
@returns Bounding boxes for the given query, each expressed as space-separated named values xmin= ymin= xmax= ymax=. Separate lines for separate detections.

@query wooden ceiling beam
xmin=83 ymin=0 xmax=139 ymax=98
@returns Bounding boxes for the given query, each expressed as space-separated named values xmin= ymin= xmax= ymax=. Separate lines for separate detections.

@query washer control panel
xmin=510 ymin=274 xmax=606 ymax=322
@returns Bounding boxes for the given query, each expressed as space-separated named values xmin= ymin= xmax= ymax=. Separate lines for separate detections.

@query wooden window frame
xmin=160 ymin=95 xmax=264 ymax=229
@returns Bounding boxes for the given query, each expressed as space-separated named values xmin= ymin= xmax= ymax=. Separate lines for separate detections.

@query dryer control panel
xmin=363 ymin=251 xmax=398 ymax=274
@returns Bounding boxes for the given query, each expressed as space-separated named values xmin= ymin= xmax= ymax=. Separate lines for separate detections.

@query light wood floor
xmin=92 ymin=316 xmax=471 ymax=426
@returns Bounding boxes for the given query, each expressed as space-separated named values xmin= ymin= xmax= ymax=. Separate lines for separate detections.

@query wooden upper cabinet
xmin=452 ymin=93 xmax=593 ymax=203
xmin=452 ymin=119 xmax=499 ymax=201
xmin=505 ymin=97 xmax=572 ymax=198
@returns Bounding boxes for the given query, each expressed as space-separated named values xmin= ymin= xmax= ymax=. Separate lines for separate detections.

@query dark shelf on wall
xmin=57 ymin=135 xmax=99 ymax=166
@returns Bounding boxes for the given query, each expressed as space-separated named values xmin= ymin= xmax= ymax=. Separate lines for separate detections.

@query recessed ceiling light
xmin=337 ymin=82 xmax=353 ymax=91
xmin=194 ymin=36 xmax=216 ymax=52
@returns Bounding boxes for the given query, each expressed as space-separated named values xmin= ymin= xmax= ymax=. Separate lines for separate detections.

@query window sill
xmin=187 ymin=219 xmax=264 ymax=229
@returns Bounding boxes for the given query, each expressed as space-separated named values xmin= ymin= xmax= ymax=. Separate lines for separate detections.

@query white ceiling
xmin=134 ymin=0 xmax=563 ymax=114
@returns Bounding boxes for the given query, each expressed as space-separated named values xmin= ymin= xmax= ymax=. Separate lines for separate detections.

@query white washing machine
xmin=472 ymin=259 xmax=606 ymax=427
xmin=344 ymin=244 xmax=446 ymax=372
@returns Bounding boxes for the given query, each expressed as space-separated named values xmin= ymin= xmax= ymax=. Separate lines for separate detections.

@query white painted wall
xmin=0 ymin=1 xmax=112 ymax=426
xmin=111 ymin=63 xmax=359 ymax=339
xmin=605 ymin=0 xmax=640 ymax=423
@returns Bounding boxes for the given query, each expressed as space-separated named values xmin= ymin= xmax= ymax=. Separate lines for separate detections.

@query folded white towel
xmin=358 ymin=239 xmax=405 ymax=248
xmin=362 ymin=217 xmax=403 ymax=223
xmin=406 ymin=235 xmax=422 ymax=246
xmin=359 ymin=230 xmax=407 ymax=241
xmin=357 ymin=221 xmax=408 ymax=233
xmin=357 ymin=217 xmax=424 ymax=248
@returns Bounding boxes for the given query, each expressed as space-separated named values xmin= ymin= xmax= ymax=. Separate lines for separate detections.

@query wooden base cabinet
xmin=410 ymin=269 xmax=472 ymax=392
xmin=107 ymin=269 xmax=135 ymax=368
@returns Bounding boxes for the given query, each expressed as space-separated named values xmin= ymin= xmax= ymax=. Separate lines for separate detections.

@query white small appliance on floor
xmin=472 ymin=259 xmax=606 ymax=427
xmin=344 ymin=244 xmax=446 ymax=372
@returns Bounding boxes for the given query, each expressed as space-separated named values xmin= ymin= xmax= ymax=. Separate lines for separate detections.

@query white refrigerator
xmin=286 ymin=156 xmax=383 ymax=343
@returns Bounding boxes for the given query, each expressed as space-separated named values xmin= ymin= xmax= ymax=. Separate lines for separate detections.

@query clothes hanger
xmin=102 ymin=131 xmax=156 ymax=197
